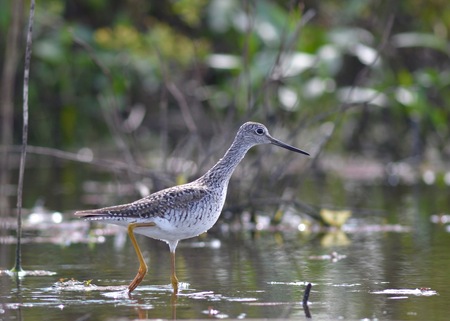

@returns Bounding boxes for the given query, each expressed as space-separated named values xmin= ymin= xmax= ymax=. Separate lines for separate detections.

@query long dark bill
xmin=269 ymin=136 xmax=310 ymax=156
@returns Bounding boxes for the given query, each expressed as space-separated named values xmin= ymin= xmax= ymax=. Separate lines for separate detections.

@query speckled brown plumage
xmin=76 ymin=184 xmax=210 ymax=220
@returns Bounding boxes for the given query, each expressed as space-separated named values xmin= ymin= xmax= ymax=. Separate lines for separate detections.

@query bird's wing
xmin=74 ymin=183 xmax=209 ymax=220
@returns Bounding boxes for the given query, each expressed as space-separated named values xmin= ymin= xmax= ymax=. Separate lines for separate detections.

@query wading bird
xmin=75 ymin=122 xmax=309 ymax=294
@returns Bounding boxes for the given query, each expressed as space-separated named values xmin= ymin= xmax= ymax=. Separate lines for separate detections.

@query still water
xmin=1 ymin=178 xmax=450 ymax=320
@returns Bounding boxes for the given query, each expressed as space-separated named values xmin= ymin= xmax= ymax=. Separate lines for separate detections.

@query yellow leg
xmin=127 ymin=222 xmax=156 ymax=293
xmin=170 ymin=251 xmax=179 ymax=294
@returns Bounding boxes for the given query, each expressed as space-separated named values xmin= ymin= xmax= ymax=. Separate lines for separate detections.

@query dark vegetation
xmin=1 ymin=0 xmax=449 ymax=213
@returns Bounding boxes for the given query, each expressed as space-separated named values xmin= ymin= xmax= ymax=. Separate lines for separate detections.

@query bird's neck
xmin=198 ymin=139 xmax=250 ymax=188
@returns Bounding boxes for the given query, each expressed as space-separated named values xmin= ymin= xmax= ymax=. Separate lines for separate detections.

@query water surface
xmin=1 ymin=177 xmax=449 ymax=320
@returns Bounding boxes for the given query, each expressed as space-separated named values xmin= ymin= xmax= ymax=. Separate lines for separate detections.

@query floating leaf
xmin=320 ymin=209 xmax=352 ymax=227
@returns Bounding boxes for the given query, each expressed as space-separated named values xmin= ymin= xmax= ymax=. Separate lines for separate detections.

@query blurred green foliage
xmin=1 ymin=0 xmax=449 ymax=163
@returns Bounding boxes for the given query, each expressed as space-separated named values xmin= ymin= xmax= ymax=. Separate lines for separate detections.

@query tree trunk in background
xmin=0 ymin=0 xmax=24 ymax=216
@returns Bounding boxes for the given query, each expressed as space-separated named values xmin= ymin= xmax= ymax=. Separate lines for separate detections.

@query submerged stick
xmin=11 ymin=0 xmax=35 ymax=273
xmin=302 ymin=282 xmax=312 ymax=305
xmin=302 ymin=283 xmax=312 ymax=318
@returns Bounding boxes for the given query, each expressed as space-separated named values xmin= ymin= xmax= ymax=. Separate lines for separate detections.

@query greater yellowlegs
xmin=75 ymin=122 xmax=309 ymax=294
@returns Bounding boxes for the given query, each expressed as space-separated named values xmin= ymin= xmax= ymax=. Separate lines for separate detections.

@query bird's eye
xmin=255 ymin=128 xmax=264 ymax=135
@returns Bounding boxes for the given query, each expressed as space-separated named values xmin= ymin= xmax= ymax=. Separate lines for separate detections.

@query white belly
xmin=105 ymin=187 xmax=227 ymax=244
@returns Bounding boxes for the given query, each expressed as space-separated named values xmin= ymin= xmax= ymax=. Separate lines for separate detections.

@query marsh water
xmin=1 ymin=168 xmax=450 ymax=320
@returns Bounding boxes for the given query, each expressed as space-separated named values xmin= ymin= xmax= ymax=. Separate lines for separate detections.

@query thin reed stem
xmin=12 ymin=0 xmax=35 ymax=273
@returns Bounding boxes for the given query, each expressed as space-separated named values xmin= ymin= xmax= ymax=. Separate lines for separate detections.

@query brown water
xmin=1 ymin=175 xmax=450 ymax=320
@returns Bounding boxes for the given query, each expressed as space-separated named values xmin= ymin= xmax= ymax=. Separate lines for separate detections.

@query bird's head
xmin=236 ymin=122 xmax=310 ymax=156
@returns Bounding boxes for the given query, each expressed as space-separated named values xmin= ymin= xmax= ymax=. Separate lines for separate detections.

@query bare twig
xmin=237 ymin=8 xmax=317 ymax=191
xmin=98 ymin=95 xmax=138 ymax=172
xmin=166 ymin=82 xmax=198 ymax=135
xmin=241 ymin=0 xmax=255 ymax=113
xmin=269 ymin=9 xmax=316 ymax=81
xmin=72 ymin=35 xmax=112 ymax=79
xmin=310 ymin=14 xmax=395 ymax=158
xmin=0 ymin=145 xmax=171 ymax=183
xmin=159 ymin=81 xmax=169 ymax=171
xmin=224 ymin=196 xmax=319 ymax=219
xmin=12 ymin=0 xmax=34 ymax=273
xmin=72 ymin=33 xmax=140 ymax=184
